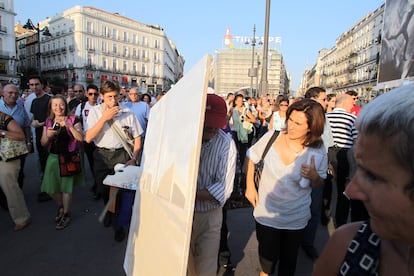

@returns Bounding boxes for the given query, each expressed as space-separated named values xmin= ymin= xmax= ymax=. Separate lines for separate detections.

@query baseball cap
xmin=205 ymin=94 xmax=227 ymax=129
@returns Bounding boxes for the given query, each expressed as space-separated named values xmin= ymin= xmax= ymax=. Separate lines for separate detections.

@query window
xmin=113 ymin=59 xmax=117 ymax=71
xmin=87 ymin=54 xmax=92 ymax=66
xmin=113 ymin=43 xmax=117 ymax=53
xmin=123 ymin=31 xmax=128 ymax=42
xmin=102 ymin=41 xmax=107 ymax=52
xmin=102 ymin=26 xmax=109 ymax=37
xmin=112 ymin=29 xmax=117 ymax=40
xmin=123 ymin=60 xmax=127 ymax=71
xmin=86 ymin=21 xmax=92 ymax=33
xmin=102 ymin=57 xmax=107 ymax=69
xmin=86 ymin=37 xmax=92 ymax=49
xmin=133 ymin=62 xmax=137 ymax=72
xmin=133 ymin=34 xmax=138 ymax=44
xmin=154 ymin=39 xmax=159 ymax=49
xmin=141 ymin=63 xmax=146 ymax=74
xmin=132 ymin=48 xmax=137 ymax=57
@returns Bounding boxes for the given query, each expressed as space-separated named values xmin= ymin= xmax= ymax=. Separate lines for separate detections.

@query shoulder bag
xmin=59 ymin=151 xmax=82 ymax=176
xmin=0 ymin=113 xmax=29 ymax=162
xmin=254 ymin=130 xmax=280 ymax=189
xmin=58 ymin=117 xmax=82 ymax=176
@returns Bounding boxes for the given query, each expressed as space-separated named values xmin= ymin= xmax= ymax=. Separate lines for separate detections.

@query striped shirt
xmin=326 ymin=108 xmax=358 ymax=149
xmin=194 ymin=129 xmax=237 ymax=212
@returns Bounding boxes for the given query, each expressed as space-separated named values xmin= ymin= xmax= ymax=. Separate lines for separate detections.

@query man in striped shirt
xmin=326 ymin=94 xmax=358 ymax=227
xmin=188 ymin=93 xmax=237 ymax=276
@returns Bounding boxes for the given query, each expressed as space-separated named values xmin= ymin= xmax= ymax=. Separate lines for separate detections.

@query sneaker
xmin=56 ymin=214 xmax=71 ymax=230
xmin=14 ymin=217 xmax=32 ymax=231
xmin=218 ymin=251 xmax=231 ymax=267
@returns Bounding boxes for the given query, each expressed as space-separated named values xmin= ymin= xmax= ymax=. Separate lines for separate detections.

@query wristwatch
xmin=0 ymin=130 xmax=6 ymax=138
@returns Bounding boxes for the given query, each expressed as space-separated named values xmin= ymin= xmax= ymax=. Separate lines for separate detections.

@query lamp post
xmin=246 ymin=25 xmax=259 ymax=98
xmin=260 ymin=0 xmax=271 ymax=96
xmin=23 ymin=19 xmax=52 ymax=75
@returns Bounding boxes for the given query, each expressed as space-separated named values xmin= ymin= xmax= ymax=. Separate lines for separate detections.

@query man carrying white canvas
xmin=187 ymin=93 xmax=237 ymax=276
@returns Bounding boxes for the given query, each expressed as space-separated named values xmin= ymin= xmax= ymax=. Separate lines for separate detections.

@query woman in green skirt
xmin=40 ymin=95 xmax=84 ymax=230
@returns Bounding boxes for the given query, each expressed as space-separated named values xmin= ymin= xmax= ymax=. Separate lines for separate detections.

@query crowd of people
xmin=1 ymin=77 xmax=413 ymax=275
xmin=0 ymin=77 xmax=157 ymax=241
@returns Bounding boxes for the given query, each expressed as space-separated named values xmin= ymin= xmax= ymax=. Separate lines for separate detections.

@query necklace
xmin=284 ymin=135 xmax=303 ymax=156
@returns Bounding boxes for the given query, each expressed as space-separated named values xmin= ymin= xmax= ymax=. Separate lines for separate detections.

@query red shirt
xmin=350 ymin=105 xmax=361 ymax=117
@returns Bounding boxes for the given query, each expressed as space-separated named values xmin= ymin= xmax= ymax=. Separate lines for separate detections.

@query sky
xmin=15 ymin=0 xmax=385 ymax=91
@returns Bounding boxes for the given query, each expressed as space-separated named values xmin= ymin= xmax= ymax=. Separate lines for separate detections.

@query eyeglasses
xmin=28 ymin=83 xmax=41 ymax=86
xmin=74 ymin=90 xmax=83 ymax=93
xmin=88 ymin=93 xmax=99 ymax=96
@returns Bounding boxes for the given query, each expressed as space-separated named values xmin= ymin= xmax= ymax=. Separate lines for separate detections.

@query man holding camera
xmin=85 ymin=80 xmax=142 ymax=242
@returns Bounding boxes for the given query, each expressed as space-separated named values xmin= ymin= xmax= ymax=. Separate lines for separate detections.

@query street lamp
xmin=246 ymin=25 xmax=261 ymax=98
xmin=260 ymin=0 xmax=271 ymax=96
xmin=23 ymin=19 xmax=52 ymax=75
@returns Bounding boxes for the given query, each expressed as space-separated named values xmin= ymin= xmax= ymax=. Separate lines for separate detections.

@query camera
xmin=52 ymin=122 xmax=60 ymax=131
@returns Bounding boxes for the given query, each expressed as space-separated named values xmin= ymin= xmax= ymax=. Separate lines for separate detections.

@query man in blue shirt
xmin=0 ymin=84 xmax=33 ymax=209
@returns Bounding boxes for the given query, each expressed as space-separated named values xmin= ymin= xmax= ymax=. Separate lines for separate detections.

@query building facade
xmin=0 ymin=0 xmax=19 ymax=85
xmin=16 ymin=5 xmax=184 ymax=93
xmin=300 ymin=4 xmax=384 ymax=102
xmin=214 ymin=27 xmax=289 ymax=97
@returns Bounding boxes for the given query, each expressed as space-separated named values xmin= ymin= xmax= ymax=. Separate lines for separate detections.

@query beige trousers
xmin=188 ymin=207 xmax=223 ymax=276
xmin=0 ymin=159 xmax=30 ymax=224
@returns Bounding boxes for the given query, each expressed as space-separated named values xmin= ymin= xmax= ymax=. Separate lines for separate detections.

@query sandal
xmin=55 ymin=206 xmax=64 ymax=222
xmin=56 ymin=213 xmax=71 ymax=230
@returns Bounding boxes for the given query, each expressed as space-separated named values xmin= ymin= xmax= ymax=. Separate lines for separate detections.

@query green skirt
xmin=41 ymin=153 xmax=85 ymax=194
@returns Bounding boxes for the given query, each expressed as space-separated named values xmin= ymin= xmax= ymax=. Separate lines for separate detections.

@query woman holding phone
xmin=40 ymin=95 xmax=84 ymax=230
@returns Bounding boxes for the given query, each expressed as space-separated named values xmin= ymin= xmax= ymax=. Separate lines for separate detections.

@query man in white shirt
xmin=85 ymin=80 xmax=143 ymax=242
xmin=75 ymin=84 xmax=100 ymax=199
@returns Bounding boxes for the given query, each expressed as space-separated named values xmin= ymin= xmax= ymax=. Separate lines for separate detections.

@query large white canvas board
xmin=124 ymin=55 xmax=211 ymax=275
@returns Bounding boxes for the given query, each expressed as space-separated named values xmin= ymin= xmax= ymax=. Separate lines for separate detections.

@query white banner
xmin=124 ymin=55 xmax=212 ymax=275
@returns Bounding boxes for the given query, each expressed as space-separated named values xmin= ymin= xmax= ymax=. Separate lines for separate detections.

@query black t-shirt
xmin=30 ymin=94 xmax=51 ymax=122
xmin=30 ymin=94 xmax=51 ymax=136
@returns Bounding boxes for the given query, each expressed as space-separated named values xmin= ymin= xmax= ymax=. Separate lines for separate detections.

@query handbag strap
xmin=101 ymin=104 xmax=134 ymax=159
xmin=260 ymin=130 xmax=280 ymax=161
xmin=107 ymin=119 xmax=134 ymax=159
